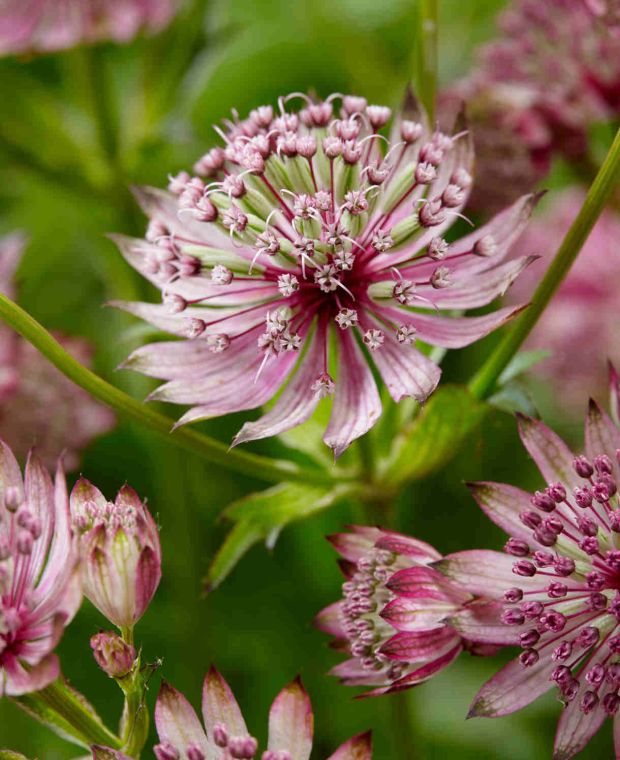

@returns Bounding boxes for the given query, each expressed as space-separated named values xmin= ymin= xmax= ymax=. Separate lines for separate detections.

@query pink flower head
xmin=115 ymin=92 xmax=536 ymax=456
xmin=0 ymin=233 xmax=116 ymax=470
xmin=508 ymin=189 xmax=620 ymax=412
xmin=0 ymin=440 xmax=81 ymax=695
xmin=445 ymin=404 xmax=620 ymax=758
xmin=0 ymin=0 xmax=178 ymax=56
xmin=316 ymin=526 xmax=510 ymax=696
xmin=153 ymin=667 xmax=372 ymax=760
xmin=441 ymin=0 xmax=620 ymax=211
xmin=70 ymin=479 xmax=161 ymax=629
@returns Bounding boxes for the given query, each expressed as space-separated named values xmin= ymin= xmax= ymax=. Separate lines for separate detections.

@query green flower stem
xmin=13 ymin=678 xmax=122 ymax=750
xmin=83 ymin=46 xmax=119 ymax=173
xmin=0 ymin=292 xmax=347 ymax=487
xmin=413 ymin=0 xmax=439 ymax=121
xmin=469 ymin=126 xmax=620 ymax=401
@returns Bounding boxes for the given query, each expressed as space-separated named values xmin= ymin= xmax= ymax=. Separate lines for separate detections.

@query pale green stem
xmin=469 ymin=126 xmax=620 ymax=400
xmin=413 ymin=0 xmax=439 ymax=120
xmin=0 ymin=292 xmax=346 ymax=486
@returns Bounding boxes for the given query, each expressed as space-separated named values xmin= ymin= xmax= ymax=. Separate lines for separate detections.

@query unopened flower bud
xmin=90 ymin=631 xmax=136 ymax=678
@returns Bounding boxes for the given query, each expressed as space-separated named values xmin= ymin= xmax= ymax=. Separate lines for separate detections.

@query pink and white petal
xmin=380 ymin=626 xmax=460 ymax=662
xmin=373 ymin=531 xmax=441 ymax=562
xmin=553 ymin=686 xmax=607 ymax=760
xmin=314 ymin=602 xmax=346 ymax=638
xmin=22 ymin=451 xmax=56 ymax=589
xmin=386 ymin=565 xmax=472 ymax=603
xmin=327 ymin=731 xmax=372 ymax=760
xmin=585 ymin=399 xmax=620 ymax=482
xmin=449 ymin=601 xmax=520 ymax=645
xmin=0 ymin=437 xmax=24 ymax=523
xmin=385 ymin=643 xmax=463 ymax=692
xmin=326 ymin=528 xmax=382 ymax=562
xmin=416 ymin=256 xmax=537 ymax=310
xmin=267 ymin=678 xmax=314 ymax=760
xmin=155 ymin=681 xmax=209 ymax=755
xmin=466 ymin=481 xmax=537 ymax=544
xmin=433 ymin=549 xmax=539 ymax=598
xmin=324 ymin=329 xmax=382 ymax=458
xmin=380 ymin=597 xmax=459 ymax=632
xmin=232 ymin=323 xmax=326 ymax=445
xmin=365 ymin=320 xmax=440 ymax=403
xmin=517 ymin=414 xmax=581 ymax=491
xmin=134 ymin=546 xmax=161 ymax=623
xmin=201 ymin=667 xmax=248 ymax=739
xmin=468 ymin=654 xmax=552 ymax=717
xmin=610 ymin=362 xmax=620 ymax=427
xmin=374 ymin=303 xmax=525 ymax=349
xmin=2 ymin=652 xmax=59 ymax=696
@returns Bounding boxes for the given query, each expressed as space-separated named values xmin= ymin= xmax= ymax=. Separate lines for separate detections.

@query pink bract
xmin=0 ymin=440 xmax=81 ymax=695
xmin=115 ymin=91 xmax=537 ymax=456
xmin=0 ymin=0 xmax=178 ymax=56
xmin=0 ymin=233 xmax=116 ymax=470
xmin=316 ymin=526 xmax=510 ymax=696
xmin=439 ymin=394 xmax=620 ymax=758
xmin=153 ymin=667 xmax=372 ymax=759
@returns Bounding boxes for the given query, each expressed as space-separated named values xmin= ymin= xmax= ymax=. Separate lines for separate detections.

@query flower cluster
xmin=436 ymin=400 xmax=620 ymax=759
xmin=0 ymin=0 xmax=178 ymax=56
xmin=0 ymin=234 xmax=115 ymax=469
xmin=507 ymin=189 xmax=620 ymax=412
xmin=116 ymin=92 xmax=535 ymax=455
xmin=441 ymin=0 xmax=620 ymax=212
xmin=316 ymin=526 xmax=511 ymax=696
xmin=70 ymin=479 xmax=161 ymax=630
xmin=0 ymin=441 xmax=81 ymax=695
xmin=151 ymin=667 xmax=372 ymax=759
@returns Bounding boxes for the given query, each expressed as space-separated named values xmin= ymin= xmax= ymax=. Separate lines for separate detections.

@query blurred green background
xmin=0 ymin=0 xmax=610 ymax=757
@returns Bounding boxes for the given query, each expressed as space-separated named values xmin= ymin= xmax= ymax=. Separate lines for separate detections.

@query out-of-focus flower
xmin=441 ymin=403 xmax=620 ymax=759
xmin=316 ymin=526 xmax=511 ymax=696
xmin=0 ymin=440 xmax=81 ymax=695
xmin=0 ymin=233 xmax=115 ymax=470
xmin=441 ymin=0 xmax=620 ymax=212
xmin=115 ymin=92 xmax=536 ymax=456
xmin=90 ymin=631 xmax=136 ymax=678
xmin=508 ymin=189 xmax=620 ymax=412
xmin=584 ymin=0 xmax=620 ymax=28
xmin=70 ymin=479 xmax=161 ymax=630
xmin=0 ymin=0 xmax=178 ymax=56
xmin=153 ymin=667 xmax=372 ymax=759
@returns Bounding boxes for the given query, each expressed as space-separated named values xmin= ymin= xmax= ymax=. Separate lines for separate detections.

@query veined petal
xmin=585 ymin=399 xmax=620 ymax=482
xmin=385 ymin=643 xmax=462 ymax=692
xmin=380 ymin=626 xmax=460 ymax=662
xmin=155 ymin=681 xmax=209 ymax=755
xmin=468 ymin=653 xmax=552 ymax=717
xmin=2 ymin=652 xmax=59 ymax=696
xmin=433 ymin=549 xmax=539 ymax=597
xmin=327 ymin=732 xmax=372 ymax=760
xmin=314 ymin=602 xmax=346 ymax=638
xmin=553 ymin=682 xmax=607 ymax=760
xmin=0 ymin=437 xmax=24 ymax=523
xmin=517 ymin=414 xmax=582 ymax=491
xmin=466 ymin=481 xmax=535 ymax=543
xmin=449 ymin=601 xmax=519 ymax=645
xmin=267 ymin=678 xmax=314 ymax=760
xmin=381 ymin=597 xmax=459 ymax=632
xmin=324 ymin=328 xmax=382 ymax=457
xmin=386 ymin=566 xmax=472 ymax=604
xmin=202 ymin=667 xmax=248 ymax=739
xmin=326 ymin=527 xmax=383 ymax=562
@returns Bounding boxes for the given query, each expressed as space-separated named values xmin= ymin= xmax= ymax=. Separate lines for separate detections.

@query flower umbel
xmin=0 ymin=0 xmax=178 ymax=56
xmin=316 ymin=526 xmax=510 ymax=696
xmin=70 ymin=479 xmax=161 ymax=629
xmin=116 ymin=91 xmax=535 ymax=456
xmin=153 ymin=667 xmax=372 ymax=759
xmin=0 ymin=440 xmax=81 ymax=695
xmin=443 ymin=395 xmax=620 ymax=758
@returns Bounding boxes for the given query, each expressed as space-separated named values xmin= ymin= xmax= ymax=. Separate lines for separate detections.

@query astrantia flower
xmin=0 ymin=0 xmax=178 ymax=56
xmin=70 ymin=479 xmax=161 ymax=629
xmin=153 ymin=667 xmax=372 ymax=759
xmin=441 ymin=0 xmax=620 ymax=211
xmin=508 ymin=190 xmax=620 ymax=412
xmin=316 ymin=526 xmax=512 ymax=696
xmin=0 ymin=233 xmax=115 ymax=469
xmin=439 ymin=404 xmax=620 ymax=759
xmin=115 ymin=92 xmax=535 ymax=455
xmin=0 ymin=440 xmax=81 ymax=695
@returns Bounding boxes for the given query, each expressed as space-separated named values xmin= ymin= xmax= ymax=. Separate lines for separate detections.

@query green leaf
xmin=497 ymin=349 xmax=550 ymax=385
xmin=489 ymin=381 xmax=538 ymax=417
xmin=0 ymin=751 xmax=32 ymax=760
xmin=205 ymin=482 xmax=353 ymax=591
xmin=381 ymin=385 xmax=488 ymax=488
xmin=11 ymin=679 xmax=121 ymax=751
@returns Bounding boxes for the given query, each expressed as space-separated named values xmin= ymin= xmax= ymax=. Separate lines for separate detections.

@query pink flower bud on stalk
xmin=90 ymin=631 xmax=136 ymax=679
xmin=71 ymin=480 xmax=161 ymax=630
xmin=152 ymin=667 xmax=372 ymax=759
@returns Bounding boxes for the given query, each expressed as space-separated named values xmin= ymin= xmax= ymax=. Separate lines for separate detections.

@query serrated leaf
xmin=206 ymin=483 xmax=351 ymax=591
xmin=381 ymin=385 xmax=487 ymax=488
xmin=498 ymin=349 xmax=550 ymax=385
